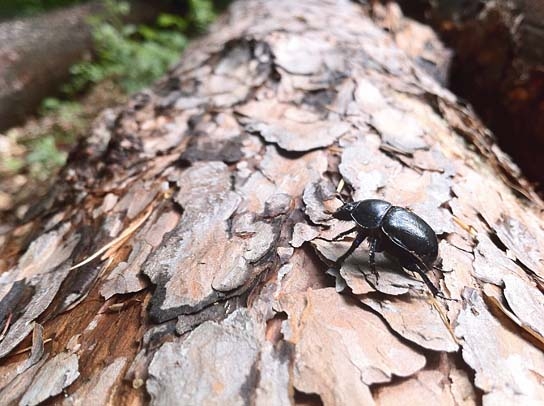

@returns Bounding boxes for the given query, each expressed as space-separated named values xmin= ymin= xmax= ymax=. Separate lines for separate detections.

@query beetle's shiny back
xmin=381 ymin=207 xmax=438 ymax=263
xmin=351 ymin=199 xmax=392 ymax=229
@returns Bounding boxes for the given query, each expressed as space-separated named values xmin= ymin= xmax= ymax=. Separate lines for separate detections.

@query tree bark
xmin=1 ymin=0 xmax=544 ymax=405
xmin=0 ymin=0 xmax=174 ymax=131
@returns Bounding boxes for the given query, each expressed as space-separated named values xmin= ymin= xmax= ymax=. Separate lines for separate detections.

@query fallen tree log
xmin=1 ymin=0 xmax=544 ymax=404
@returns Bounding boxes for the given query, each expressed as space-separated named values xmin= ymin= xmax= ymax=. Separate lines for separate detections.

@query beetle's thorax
xmin=350 ymin=199 xmax=392 ymax=229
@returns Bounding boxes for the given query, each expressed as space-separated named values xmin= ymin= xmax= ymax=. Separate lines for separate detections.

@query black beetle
xmin=331 ymin=199 xmax=448 ymax=299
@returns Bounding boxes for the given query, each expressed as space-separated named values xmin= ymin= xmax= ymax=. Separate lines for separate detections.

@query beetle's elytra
xmin=331 ymin=199 xmax=448 ymax=299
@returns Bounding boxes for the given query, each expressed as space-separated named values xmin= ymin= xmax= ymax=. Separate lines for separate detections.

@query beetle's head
xmin=332 ymin=201 xmax=359 ymax=221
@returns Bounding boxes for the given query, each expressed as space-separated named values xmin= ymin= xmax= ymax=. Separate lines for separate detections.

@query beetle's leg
xmin=374 ymin=238 xmax=385 ymax=253
xmin=335 ymin=231 xmax=367 ymax=266
xmin=315 ymin=226 xmax=357 ymax=242
xmin=368 ymin=238 xmax=379 ymax=279
xmin=407 ymin=262 xmax=456 ymax=301
xmin=331 ymin=226 xmax=358 ymax=241
xmin=411 ymin=264 xmax=440 ymax=296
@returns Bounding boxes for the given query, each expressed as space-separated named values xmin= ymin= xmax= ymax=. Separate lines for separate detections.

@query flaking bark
xmin=1 ymin=1 xmax=544 ymax=405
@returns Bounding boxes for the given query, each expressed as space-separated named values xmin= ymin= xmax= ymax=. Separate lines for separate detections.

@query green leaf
xmin=157 ymin=13 xmax=188 ymax=31
xmin=65 ymin=0 xmax=216 ymax=94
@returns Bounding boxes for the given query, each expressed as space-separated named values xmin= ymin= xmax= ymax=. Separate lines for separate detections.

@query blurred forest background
xmin=0 ymin=0 xmax=229 ymax=225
